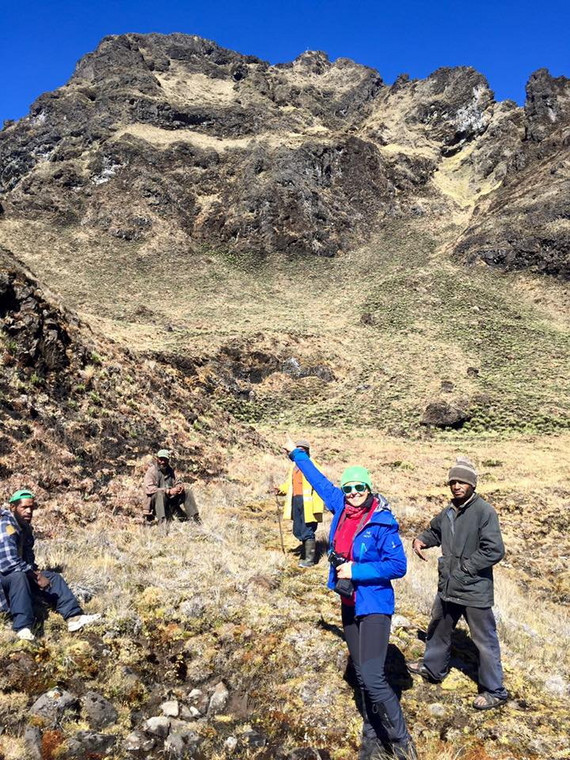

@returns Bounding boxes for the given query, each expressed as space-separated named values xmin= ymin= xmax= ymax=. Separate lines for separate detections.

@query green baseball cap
xmin=9 ymin=489 xmax=36 ymax=503
xmin=156 ymin=449 xmax=171 ymax=459
xmin=340 ymin=466 xmax=372 ymax=490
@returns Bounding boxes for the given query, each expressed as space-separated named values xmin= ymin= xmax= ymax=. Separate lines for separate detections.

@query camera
xmin=328 ymin=550 xmax=355 ymax=599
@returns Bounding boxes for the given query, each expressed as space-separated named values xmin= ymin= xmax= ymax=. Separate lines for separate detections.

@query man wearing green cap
xmin=408 ymin=457 xmax=508 ymax=711
xmin=0 ymin=490 xmax=101 ymax=641
xmin=143 ymin=449 xmax=199 ymax=523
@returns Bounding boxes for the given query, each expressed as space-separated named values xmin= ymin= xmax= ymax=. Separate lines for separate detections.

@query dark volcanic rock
xmin=0 ymin=34 xmax=568 ymax=275
xmin=453 ymin=70 xmax=570 ymax=278
xmin=82 ymin=691 xmax=119 ymax=729
xmin=421 ymin=400 xmax=472 ymax=429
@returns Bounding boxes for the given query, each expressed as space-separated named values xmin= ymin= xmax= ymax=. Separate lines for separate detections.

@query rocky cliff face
xmin=0 ymin=245 xmax=262 ymax=502
xmin=0 ymin=34 xmax=568 ymax=276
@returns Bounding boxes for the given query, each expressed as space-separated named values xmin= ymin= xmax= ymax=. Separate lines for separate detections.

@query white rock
xmin=428 ymin=703 xmax=446 ymax=718
xmin=391 ymin=614 xmax=412 ymax=630
xmin=160 ymin=700 xmax=180 ymax=717
xmin=224 ymin=736 xmax=238 ymax=753
xmin=544 ymin=675 xmax=569 ymax=697
xmin=187 ymin=688 xmax=203 ymax=700
xmin=208 ymin=682 xmax=229 ymax=714
xmin=143 ymin=716 xmax=171 ymax=737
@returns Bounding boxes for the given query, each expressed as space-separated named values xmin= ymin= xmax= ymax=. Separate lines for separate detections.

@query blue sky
xmin=1 ymin=0 xmax=569 ymax=123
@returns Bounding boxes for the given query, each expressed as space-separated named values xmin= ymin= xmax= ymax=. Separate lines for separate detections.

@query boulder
xmin=29 ymin=688 xmax=79 ymax=727
xmin=421 ymin=400 xmax=471 ymax=429
xmin=82 ymin=691 xmax=118 ymax=729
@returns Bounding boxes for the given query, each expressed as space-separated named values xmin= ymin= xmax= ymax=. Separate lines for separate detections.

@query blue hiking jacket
xmin=289 ymin=449 xmax=407 ymax=616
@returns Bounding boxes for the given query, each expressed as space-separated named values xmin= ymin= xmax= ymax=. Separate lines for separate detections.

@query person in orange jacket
xmin=275 ymin=439 xmax=323 ymax=567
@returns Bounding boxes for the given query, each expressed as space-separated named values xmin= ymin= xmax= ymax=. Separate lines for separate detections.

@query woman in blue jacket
xmin=284 ymin=439 xmax=416 ymax=760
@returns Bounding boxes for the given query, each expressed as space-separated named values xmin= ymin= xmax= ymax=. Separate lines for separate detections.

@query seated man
xmin=143 ymin=449 xmax=199 ymax=523
xmin=0 ymin=489 xmax=101 ymax=642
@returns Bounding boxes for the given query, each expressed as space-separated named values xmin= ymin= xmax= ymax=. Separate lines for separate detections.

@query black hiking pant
xmin=342 ymin=605 xmax=410 ymax=746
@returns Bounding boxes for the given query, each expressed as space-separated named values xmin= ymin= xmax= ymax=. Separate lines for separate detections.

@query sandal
xmin=473 ymin=692 xmax=508 ymax=711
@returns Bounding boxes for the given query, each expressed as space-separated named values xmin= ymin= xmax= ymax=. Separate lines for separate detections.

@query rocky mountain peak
xmin=0 ymin=35 xmax=568 ymax=277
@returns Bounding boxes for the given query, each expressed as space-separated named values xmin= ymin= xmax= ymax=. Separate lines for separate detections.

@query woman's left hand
xmin=283 ymin=436 xmax=297 ymax=454
xmin=336 ymin=561 xmax=353 ymax=579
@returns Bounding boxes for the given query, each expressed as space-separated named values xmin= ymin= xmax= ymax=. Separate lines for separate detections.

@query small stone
xmin=179 ymin=705 xmax=194 ymax=720
xmin=66 ymin=731 xmax=116 ymax=757
xmin=428 ymin=702 xmax=446 ymax=718
xmin=391 ymin=614 xmax=412 ymax=630
xmin=124 ymin=730 xmax=155 ymax=752
xmin=208 ymin=682 xmax=229 ymax=715
xmin=187 ymin=688 xmax=203 ymax=701
xmin=160 ymin=700 xmax=180 ymax=717
xmin=164 ymin=730 xmax=200 ymax=758
xmin=24 ymin=726 xmax=42 ymax=760
xmin=143 ymin=716 xmax=171 ymax=737
xmin=544 ymin=675 xmax=569 ymax=696
xmin=225 ymin=736 xmax=238 ymax=752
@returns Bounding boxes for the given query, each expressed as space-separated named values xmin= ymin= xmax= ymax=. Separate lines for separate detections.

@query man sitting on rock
xmin=0 ymin=489 xmax=101 ymax=641
xmin=407 ymin=457 xmax=509 ymax=711
xmin=143 ymin=449 xmax=199 ymax=523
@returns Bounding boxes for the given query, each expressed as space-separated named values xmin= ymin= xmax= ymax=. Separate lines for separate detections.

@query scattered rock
xmin=160 ymin=700 xmax=180 ymax=717
xmin=164 ymin=729 xmax=201 ymax=758
xmin=427 ymin=702 xmax=446 ymax=718
xmin=82 ymin=691 xmax=118 ymax=729
xmin=208 ymin=682 xmax=229 ymax=715
xmin=544 ymin=674 xmax=569 ymax=697
xmin=29 ymin=688 xmax=79 ymax=726
xmin=224 ymin=736 xmax=238 ymax=753
xmin=391 ymin=614 xmax=412 ymax=630
xmin=66 ymin=731 xmax=117 ymax=756
xmin=23 ymin=726 xmax=42 ymax=760
xmin=124 ymin=730 xmax=156 ymax=752
xmin=142 ymin=716 xmax=171 ymax=737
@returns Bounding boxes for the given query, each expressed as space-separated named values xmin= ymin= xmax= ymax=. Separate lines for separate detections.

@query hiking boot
xmin=16 ymin=627 xmax=36 ymax=642
xmin=298 ymin=539 xmax=316 ymax=567
xmin=67 ymin=613 xmax=102 ymax=632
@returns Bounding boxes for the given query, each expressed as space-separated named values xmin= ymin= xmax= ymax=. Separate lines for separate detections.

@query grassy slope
xmin=0 ymin=215 xmax=569 ymax=759
xmin=2 ymin=215 xmax=568 ymax=435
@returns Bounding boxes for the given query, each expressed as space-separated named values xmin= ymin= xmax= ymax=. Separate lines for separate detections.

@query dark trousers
xmin=424 ymin=594 xmax=507 ymax=698
xmin=291 ymin=496 xmax=317 ymax=542
xmin=151 ymin=487 xmax=198 ymax=521
xmin=342 ymin=605 xmax=410 ymax=745
xmin=0 ymin=570 xmax=83 ymax=631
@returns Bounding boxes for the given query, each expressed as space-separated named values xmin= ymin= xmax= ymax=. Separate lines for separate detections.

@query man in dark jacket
xmin=407 ymin=457 xmax=508 ymax=710
xmin=143 ymin=449 xmax=199 ymax=523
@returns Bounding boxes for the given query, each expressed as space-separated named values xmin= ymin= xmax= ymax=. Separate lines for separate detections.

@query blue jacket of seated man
xmin=289 ymin=448 xmax=407 ymax=616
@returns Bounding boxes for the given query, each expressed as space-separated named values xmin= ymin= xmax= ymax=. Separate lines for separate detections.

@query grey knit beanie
xmin=447 ymin=456 xmax=477 ymax=488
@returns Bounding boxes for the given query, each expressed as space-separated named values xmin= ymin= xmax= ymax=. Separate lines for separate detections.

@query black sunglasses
xmin=341 ymin=483 xmax=368 ymax=494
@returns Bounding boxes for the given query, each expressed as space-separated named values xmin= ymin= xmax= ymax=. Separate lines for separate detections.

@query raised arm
xmin=284 ymin=439 xmax=344 ymax=514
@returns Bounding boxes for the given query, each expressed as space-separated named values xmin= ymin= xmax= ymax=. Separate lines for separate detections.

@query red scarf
xmin=333 ymin=497 xmax=377 ymax=606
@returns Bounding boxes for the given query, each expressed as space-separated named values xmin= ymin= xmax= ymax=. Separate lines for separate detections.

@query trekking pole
xmin=269 ymin=475 xmax=286 ymax=555
xmin=275 ymin=493 xmax=286 ymax=555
